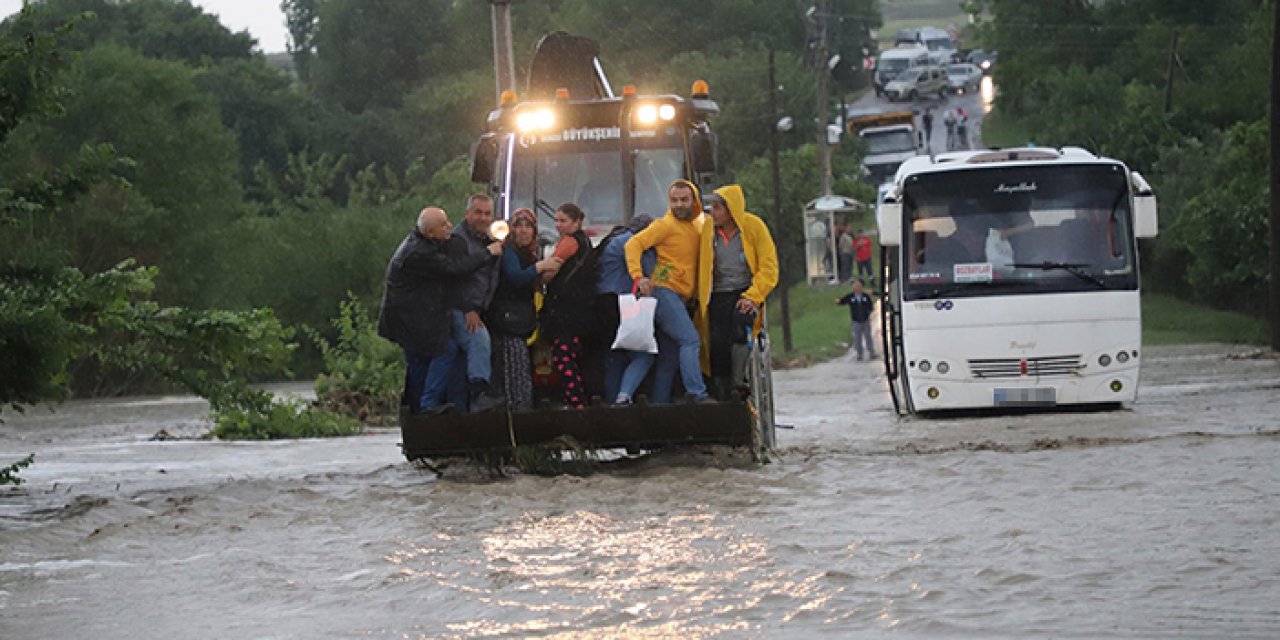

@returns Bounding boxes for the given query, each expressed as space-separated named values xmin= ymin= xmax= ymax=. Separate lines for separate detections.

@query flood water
xmin=2 ymin=344 xmax=1278 ymax=638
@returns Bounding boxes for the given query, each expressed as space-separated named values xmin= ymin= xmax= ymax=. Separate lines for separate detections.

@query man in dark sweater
xmin=835 ymin=278 xmax=878 ymax=361
xmin=447 ymin=194 xmax=509 ymax=412
xmin=378 ymin=207 xmax=500 ymax=414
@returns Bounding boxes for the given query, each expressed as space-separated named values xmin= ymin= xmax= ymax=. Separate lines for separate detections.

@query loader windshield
xmin=511 ymin=145 xmax=685 ymax=243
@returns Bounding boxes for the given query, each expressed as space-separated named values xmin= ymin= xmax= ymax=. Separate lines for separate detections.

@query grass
xmin=1141 ymin=293 xmax=1268 ymax=346
xmin=977 ymin=111 xmax=1034 ymax=149
xmin=767 ymin=284 xmax=1268 ymax=368
xmin=768 ymin=279 xmax=868 ymax=366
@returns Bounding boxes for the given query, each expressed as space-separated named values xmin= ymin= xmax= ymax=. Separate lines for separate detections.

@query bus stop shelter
xmin=804 ymin=195 xmax=864 ymax=285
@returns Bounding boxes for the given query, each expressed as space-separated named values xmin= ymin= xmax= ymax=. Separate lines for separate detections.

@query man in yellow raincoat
xmin=695 ymin=184 xmax=779 ymax=399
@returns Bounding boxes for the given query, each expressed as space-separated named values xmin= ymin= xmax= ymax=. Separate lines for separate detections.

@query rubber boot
xmin=730 ymin=343 xmax=750 ymax=394
xmin=467 ymin=379 xmax=505 ymax=413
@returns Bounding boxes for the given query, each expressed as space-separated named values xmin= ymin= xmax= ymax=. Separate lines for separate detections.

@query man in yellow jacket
xmin=696 ymin=184 xmax=779 ymax=398
xmin=624 ymin=179 xmax=709 ymax=402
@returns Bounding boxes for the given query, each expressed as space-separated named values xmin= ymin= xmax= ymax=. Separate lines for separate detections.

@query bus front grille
xmin=967 ymin=355 xmax=1083 ymax=379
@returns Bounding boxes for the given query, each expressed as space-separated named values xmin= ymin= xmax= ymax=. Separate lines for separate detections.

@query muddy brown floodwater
xmin=2 ymin=344 xmax=1278 ymax=639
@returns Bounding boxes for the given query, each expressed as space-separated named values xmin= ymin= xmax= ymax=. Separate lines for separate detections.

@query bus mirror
xmin=877 ymin=201 xmax=903 ymax=246
xmin=690 ymin=130 xmax=719 ymax=174
xmin=470 ymin=135 xmax=499 ymax=184
xmin=1134 ymin=194 xmax=1158 ymax=238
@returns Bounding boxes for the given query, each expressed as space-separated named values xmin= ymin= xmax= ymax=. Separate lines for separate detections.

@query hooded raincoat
xmin=624 ymin=179 xmax=704 ymax=299
xmin=695 ymin=184 xmax=779 ymax=374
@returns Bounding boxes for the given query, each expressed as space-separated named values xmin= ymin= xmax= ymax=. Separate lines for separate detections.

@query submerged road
xmin=2 ymin=343 xmax=1278 ymax=638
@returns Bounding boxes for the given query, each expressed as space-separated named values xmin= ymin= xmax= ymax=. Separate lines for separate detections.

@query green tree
xmin=0 ymin=0 xmax=256 ymax=63
xmin=0 ymin=44 xmax=242 ymax=305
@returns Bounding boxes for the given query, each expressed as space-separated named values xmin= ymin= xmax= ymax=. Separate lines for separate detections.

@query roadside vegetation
xmin=769 ymin=285 xmax=1269 ymax=369
xmin=966 ymin=0 xmax=1271 ymax=321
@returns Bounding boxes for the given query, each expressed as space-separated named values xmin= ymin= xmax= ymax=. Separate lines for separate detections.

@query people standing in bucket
xmin=695 ymin=184 xmax=778 ymax=400
xmin=595 ymin=214 xmax=663 ymax=406
xmin=625 ymin=180 xmax=711 ymax=403
xmin=836 ymin=278 xmax=877 ymax=361
xmin=488 ymin=208 xmax=562 ymax=410
xmin=377 ymin=206 xmax=500 ymax=415
xmin=540 ymin=202 xmax=597 ymax=409
xmin=448 ymin=194 xmax=507 ymax=413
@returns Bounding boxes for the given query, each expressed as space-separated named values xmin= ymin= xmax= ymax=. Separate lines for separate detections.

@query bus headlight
xmin=636 ymin=104 xmax=659 ymax=125
xmin=1116 ymin=351 xmax=1129 ymax=364
xmin=658 ymin=104 xmax=677 ymax=121
xmin=1098 ymin=354 xmax=1111 ymax=367
xmin=936 ymin=361 xmax=950 ymax=375
xmin=918 ymin=360 xmax=932 ymax=373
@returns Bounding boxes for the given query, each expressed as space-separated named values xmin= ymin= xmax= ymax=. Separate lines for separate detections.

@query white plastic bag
xmin=611 ymin=294 xmax=659 ymax=353
xmin=985 ymin=228 xmax=1015 ymax=269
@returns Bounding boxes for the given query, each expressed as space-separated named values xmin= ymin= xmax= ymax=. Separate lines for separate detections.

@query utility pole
xmin=814 ymin=1 xmax=834 ymax=196
xmin=769 ymin=49 xmax=794 ymax=353
xmin=482 ymin=0 xmax=520 ymax=104
xmin=1271 ymin=1 xmax=1279 ymax=350
xmin=1163 ymin=30 xmax=1179 ymax=113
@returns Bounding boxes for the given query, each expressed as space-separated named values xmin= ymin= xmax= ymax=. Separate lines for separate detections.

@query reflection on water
xmin=2 ymin=345 xmax=1279 ymax=638
xmin=980 ymin=76 xmax=996 ymax=114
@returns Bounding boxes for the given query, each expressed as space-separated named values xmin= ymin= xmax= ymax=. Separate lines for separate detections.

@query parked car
xmin=883 ymin=66 xmax=948 ymax=101
xmin=947 ymin=63 xmax=983 ymax=93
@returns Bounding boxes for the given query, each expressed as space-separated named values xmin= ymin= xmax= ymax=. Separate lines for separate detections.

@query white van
xmin=919 ymin=26 xmax=956 ymax=61
xmin=873 ymin=46 xmax=930 ymax=97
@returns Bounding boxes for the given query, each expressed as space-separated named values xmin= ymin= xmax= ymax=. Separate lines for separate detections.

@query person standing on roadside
xmin=922 ymin=107 xmax=935 ymax=152
xmin=378 ymin=207 xmax=500 ymax=415
xmin=837 ymin=225 xmax=854 ymax=282
xmin=956 ymin=106 xmax=970 ymax=150
xmin=854 ymin=228 xmax=875 ymax=283
xmin=449 ymin=194 xmax=506 ymax=413
xmin=625 ymin=179 xmax=711 ymax=403
xmin=835 ymin=278 xmax=877 ymax=361
xmin=695 ymin=184 xmax=778 ymax=400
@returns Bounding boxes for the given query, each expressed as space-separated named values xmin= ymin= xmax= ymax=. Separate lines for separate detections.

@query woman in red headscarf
xmin=486 ymin=208 xmax=561 ymax=409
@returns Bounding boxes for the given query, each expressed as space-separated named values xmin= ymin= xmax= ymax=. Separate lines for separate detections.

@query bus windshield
xmin=511 ymin=146 xmax=685 ymax=242
xmin=902 ymin=164 xmax=1138 ymax=300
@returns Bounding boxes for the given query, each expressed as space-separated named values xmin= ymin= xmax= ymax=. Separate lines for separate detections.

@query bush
xmin=1 ymin=454 xmax=34 ymax=486
xmin=309 ymin=295 xmax=403 ymax=425
xmin=212 ymin=394 xmax=362 ymax=440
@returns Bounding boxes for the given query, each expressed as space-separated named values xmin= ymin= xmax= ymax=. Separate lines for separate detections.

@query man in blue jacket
xmin=378 ymin=207 xmax=500 ymax=414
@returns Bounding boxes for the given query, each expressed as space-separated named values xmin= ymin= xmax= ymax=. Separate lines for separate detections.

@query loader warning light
xmin=500 ymin=90 xmax=518 ymax=106
xmin=555 ymin=87 xmax=570 ymax=100
xmin=691 ymin=79 xmax=709 ymax=97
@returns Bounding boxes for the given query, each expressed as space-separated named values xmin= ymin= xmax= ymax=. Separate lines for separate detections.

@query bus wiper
xmin=535 ymin=198 xmax=557 ymax=221
xmin=1011 ymin=261 xmax=1108 ymax=288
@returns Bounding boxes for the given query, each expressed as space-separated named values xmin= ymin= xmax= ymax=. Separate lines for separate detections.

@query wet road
xmin=2 ymin=343 xmax=1278 ymax=638
xmin=850 ymin=73 xmax=997 ymax=154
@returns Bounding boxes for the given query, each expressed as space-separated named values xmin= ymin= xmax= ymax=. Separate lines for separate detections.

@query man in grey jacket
xmin=449 ymin=194 xmax=505 ymax=412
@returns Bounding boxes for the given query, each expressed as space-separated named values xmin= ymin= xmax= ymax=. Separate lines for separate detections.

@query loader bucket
xmin=400 ymin=400 xmax=755 ymax=460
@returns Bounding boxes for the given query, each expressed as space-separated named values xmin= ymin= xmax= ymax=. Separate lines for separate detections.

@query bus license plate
xmin=994 ymin=388 xmax=1056 ymax=406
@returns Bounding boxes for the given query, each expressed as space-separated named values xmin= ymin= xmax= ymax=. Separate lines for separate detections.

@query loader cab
xmin=473 ymin=85 xmax=719 ymax=247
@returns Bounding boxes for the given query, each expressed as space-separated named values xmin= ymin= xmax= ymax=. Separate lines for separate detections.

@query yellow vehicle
xmin=399 ymin=33 xmax=777 ymax=462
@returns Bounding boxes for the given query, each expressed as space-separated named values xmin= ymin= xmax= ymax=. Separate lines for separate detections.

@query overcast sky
xmin=0 ymin=0 xmax=289 ymax=53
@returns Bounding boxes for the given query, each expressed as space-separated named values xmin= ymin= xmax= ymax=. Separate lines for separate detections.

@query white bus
xmin=875 ymin=147 xmax=1159 ymax=413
